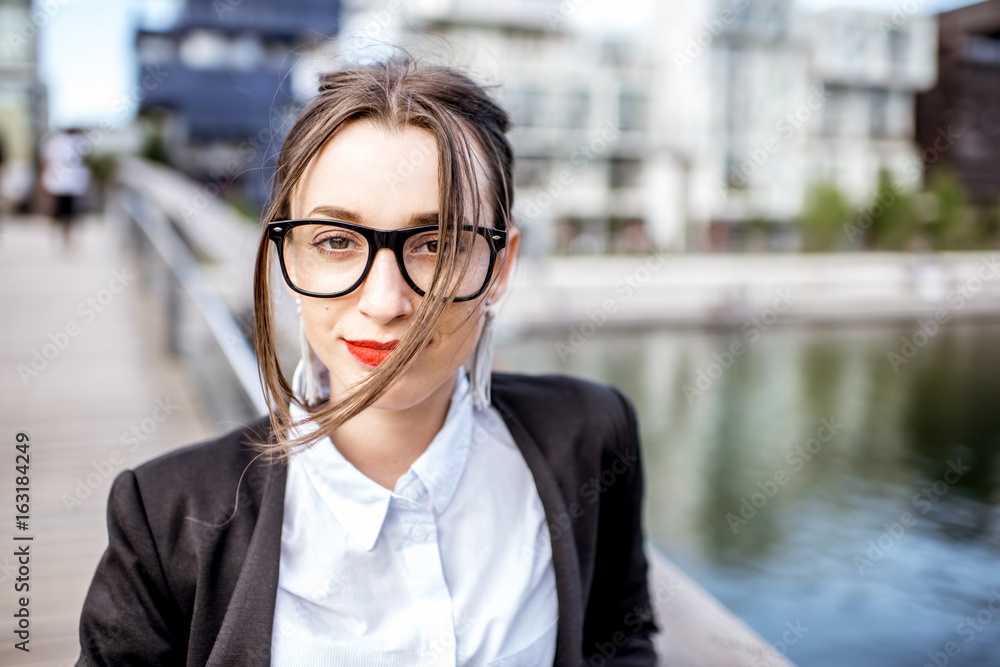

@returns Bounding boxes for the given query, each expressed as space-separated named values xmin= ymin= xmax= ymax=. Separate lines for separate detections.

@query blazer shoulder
xmin=126 ymin=414 xmax=275 ymax=508
xmin=491 ymin=371 xmax=637 ymax=442
xmin=492 ymin=370 xmax=633 ymax=411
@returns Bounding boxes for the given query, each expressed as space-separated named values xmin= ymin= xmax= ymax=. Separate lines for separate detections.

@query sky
xmin=37 ymin=0 xmax=986 ymax=130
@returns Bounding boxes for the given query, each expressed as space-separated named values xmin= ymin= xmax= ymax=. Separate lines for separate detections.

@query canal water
xmin=496 ymin=320 xmax=1000 ymax=667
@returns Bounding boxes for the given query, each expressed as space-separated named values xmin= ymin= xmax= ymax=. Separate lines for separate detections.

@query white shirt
xmin=270 ymin=370 xmax=558 ymax=666
xmin=41 ymin=132 xmax=91 ymax=196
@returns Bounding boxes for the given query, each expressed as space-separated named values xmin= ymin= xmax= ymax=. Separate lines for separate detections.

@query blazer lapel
xmin=202 ymin=396 xmax=582 ymax=666
xmin=490 ymin=397 xmax=584 ymax=667
xmin=205 ymin=455 xmax=289 ymax=667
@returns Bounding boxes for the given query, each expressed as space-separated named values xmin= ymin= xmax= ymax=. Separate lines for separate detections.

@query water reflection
xmin=495 ymin=321 xmax=1000 ymax=667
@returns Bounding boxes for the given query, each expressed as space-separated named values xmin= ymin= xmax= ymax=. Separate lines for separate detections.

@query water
xmin=495 ymin=320 xmax=1000 ymax=667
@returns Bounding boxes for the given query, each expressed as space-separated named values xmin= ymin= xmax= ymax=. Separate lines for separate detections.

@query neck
xmin=327 ymin=373 xmax=457 ymax=491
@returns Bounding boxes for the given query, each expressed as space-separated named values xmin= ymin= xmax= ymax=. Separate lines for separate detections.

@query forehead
xmin=291 ymin=119 xmax=494 ymax=227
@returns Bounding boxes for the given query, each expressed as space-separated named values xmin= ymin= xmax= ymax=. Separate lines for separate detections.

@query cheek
xmin=300 ymin=302 xmax=345 ymax=348
xmin=432 ymin=306 xmax=482 ymax=356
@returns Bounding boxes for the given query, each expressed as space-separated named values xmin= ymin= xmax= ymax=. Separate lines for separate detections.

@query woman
xmin=76 ymin=57 xmax=658 ymax=666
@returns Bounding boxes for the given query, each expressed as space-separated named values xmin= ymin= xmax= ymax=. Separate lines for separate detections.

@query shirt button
xmin=411 ymin=525 xmax=427 ymax=541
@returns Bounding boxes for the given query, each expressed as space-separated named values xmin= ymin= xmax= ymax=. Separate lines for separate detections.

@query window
xmin=966 ymin=36 xmax=1000 ymax=65
xmin=179 ymin=30 xmax=229 ymax=70
xmin=507 ymin=86 xmax=543 ymax=128
xmin=870 ymin=89 xmax=889 ymax=138
xmin=565 ymin=89 xmax=590 ymax=129
xmin=137 ymin=35 xmax=176 ymax=66
xmin=609 ymin=158 xmax=642 ymax=190
xmin=230 ymin=35 xmax=264 ymax=71
xmin=887 ymin=29 xmax=909 ymax=74
xmin=515 ymin=157 xmax=548 ymax=188
xmin=822 ymin=85 xmax=844 ymax=136
xmin=618 ymin=91 xmax=646 ymax=132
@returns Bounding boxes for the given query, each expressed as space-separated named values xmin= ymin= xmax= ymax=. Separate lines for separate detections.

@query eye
xmin=312 ymin=234 xmax=358 ymax=252
xmin=416 ymin=238 xmax=439 ymax=254
xmin=408 ymin=232 xmax=440 ymax=255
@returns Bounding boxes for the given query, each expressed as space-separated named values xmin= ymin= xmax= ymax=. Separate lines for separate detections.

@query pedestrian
xmin=41 ymin=127 xmax=90 ymax=250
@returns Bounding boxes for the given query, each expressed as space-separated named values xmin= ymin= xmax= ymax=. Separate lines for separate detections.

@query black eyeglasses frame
xmin=267 ymin=219 xmax=508 ymax=302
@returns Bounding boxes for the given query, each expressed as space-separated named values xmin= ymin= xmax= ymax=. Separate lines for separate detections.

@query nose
xmin=356 ymin=248 xmax=415 ymax=325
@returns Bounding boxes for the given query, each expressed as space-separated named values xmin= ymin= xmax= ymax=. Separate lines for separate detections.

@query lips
xmin=344 ymin=339 xmax=399 ymax=367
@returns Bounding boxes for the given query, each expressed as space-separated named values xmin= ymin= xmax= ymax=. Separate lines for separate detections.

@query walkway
xmin=0 ymin=214 xmax=213 ymax=666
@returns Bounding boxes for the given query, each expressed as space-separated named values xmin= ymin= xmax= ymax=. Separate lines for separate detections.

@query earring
xmin=469 ymin=301 xmax=496 ymax=410
xmin=294 ymin=297 xmax=328 ymax=407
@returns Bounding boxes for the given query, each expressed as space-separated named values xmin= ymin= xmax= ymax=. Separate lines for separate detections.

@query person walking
xmin=41 ymin=127 xmax=90 ymax=250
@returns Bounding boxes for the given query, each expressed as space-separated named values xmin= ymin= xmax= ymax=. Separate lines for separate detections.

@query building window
xmin=507 ymin=86 xmax=543 ymax=128
xmin=725 ymin=154 xmax=748 ymax=189
xmin=870 ymin=89 xmax=889 ymax=138
xmin=618 ymin=90 xmax=646 ymax=131
xmin=610 ymin=217 xmax=649 ymax=252
xmin=564 ymin=89 xmax=590 ymax=129
xmin=230 ymin=35 xmax=265 ymax=71
xmin=137 ymin=34 xmax=176 ymax=66
xmin=965 ymin=35 xmax=1000 ymax=65
xmin=609 ymin=158 xmax=642 ymax=190
xmin=887 ymin=29 xmax=909 ymax=74
xmin=822 ymin=85 xmax=844 ymax=136
xmin=515 ymin=157 xmax=548 ymax=188
xmin=554 ymin=217 xmax=609 ymax=254
xmin=600 ymin=39 xmax=630 ymax=67
xmin=180 ymin=30 xmax=230 ymax=70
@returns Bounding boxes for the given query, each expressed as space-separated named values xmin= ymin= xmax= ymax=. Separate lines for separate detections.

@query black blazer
xmin=76 ymin=373 xmax=658 ymax=666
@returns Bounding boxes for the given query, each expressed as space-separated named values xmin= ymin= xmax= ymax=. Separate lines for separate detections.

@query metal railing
xmin=111 ymin=184 xmax=268 ymax=426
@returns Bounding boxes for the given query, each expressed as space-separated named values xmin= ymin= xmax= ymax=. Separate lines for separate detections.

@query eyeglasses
xmin=268 ymin=219 xmax=508 ymax=302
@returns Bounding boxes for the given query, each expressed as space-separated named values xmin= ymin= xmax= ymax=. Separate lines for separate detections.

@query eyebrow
xmin=306 ymin=205 xmax=439 ymax=227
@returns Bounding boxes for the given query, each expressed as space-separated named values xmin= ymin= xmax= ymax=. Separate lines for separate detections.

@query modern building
xmin=708 ymin=3 xmax=936 ymax=249
xmin=134 ymin=0 xmax=340 ymax=208
xmin=806 ymin=8 xmax=937 ymax=198
xmin=0 ymin=0 xmax=47 ymax=209
xmin=320 ymin=0 xmax=939 ymax=253
xmin=704 ymin=0 xmax=811 ymax=249
xmin=917 ymin=0 xmax=1000 ymax=205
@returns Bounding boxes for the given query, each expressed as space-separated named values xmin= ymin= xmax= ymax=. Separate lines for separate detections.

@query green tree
xmin=923 ymin=169 xmax=974 ymax=250
xmin=980 ymin=199 xmax=1000 ymax=249
xmin=865 ymin=170 xmax=915 ymax=251
xmin=799 ymin=181 xmax=851 ymax=252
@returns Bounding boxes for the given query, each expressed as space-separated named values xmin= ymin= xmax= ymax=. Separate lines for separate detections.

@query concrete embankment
xmin=499 ymin=251 xmax=1000 ymax=335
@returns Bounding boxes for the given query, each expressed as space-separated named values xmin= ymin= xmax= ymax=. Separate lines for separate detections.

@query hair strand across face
xmin=249 ymin=56 xmax=516 ymax=462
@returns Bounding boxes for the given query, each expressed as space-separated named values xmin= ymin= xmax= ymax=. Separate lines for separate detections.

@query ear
xmin=485 ymin=226 xmax=520 ymax=303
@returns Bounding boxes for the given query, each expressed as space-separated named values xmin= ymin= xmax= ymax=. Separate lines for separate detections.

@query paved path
xmin=0 ymin=214 xmax=213 ymax=666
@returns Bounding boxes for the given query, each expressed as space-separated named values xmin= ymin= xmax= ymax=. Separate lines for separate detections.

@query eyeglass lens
xmin=282 ymin=223 xmax=493 ymax=297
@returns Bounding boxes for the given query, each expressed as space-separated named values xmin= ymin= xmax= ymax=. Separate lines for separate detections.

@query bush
xmin=799 ymin=182 xmax=851 ymax=252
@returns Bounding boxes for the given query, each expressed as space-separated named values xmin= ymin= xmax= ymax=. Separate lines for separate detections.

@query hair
xmin=249 ymin=56 xmax=516 ymax=463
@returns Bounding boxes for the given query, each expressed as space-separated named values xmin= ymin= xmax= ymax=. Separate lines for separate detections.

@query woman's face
xmin=288 ymin=119 xmax=517 ymax=413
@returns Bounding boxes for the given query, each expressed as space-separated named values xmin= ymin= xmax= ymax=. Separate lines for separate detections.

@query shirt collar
xmin=408 ymin=369 xmax=474 ymax=514
xmin=286 ymin=368 xmax=475 ymax=552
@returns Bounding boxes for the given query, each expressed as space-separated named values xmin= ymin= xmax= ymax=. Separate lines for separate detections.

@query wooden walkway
xmin=0 ymin=215 xmax=213 ymax=666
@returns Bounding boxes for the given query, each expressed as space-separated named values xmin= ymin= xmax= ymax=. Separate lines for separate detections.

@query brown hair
xmin=250 ymin=56 xmax=515 ymax=463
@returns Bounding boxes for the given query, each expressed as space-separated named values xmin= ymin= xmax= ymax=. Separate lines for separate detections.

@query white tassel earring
xmin=295 ymin=297 xmax=321 ymax=407
xmin=469 ymin=301 xmax=496 ymax=410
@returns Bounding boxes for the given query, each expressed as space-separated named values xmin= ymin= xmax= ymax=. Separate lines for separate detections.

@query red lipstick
xmin=344 ymin=339 xmax=399 ymax=367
